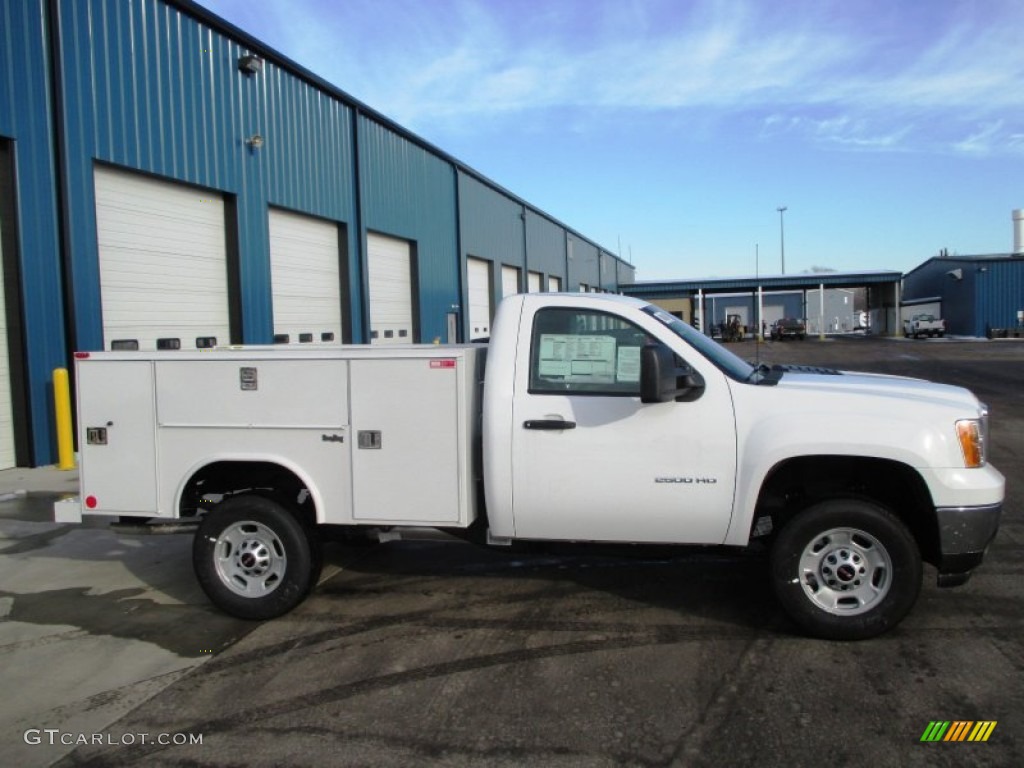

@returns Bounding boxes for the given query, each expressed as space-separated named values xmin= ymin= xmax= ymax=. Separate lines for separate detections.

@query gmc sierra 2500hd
xmin=55 ymin=293 xmax=1003 ymax=640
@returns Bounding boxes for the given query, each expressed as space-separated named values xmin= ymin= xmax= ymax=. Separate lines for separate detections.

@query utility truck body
xmin=55 ymin=293 xmax=1003 ymax=640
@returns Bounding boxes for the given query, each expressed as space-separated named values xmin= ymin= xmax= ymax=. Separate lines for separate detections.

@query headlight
xmin=956 ymin=407 xmax=988 ymax=468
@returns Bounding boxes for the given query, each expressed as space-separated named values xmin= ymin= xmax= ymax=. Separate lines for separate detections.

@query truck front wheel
xmin=770 ymin=499 xmax=922 ymax=640
xmin=193 ymin=494 xmax=320 ymax=620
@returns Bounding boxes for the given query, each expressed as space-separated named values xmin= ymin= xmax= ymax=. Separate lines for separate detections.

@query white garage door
xmin=528 ymin=271 xmax=542 ymax=293
xmin=501 ymin=265 xmax=520 ymax=298
xmin=367 ymin=232 xmax=414 ymax=344
xmin=467 ymin=257 xmax=492 ymax=339
xmin=0 ymin=210 xmax=14 ymax=469
xmin=94 ymin=166 xmax=230 ymax=351
xmin=269 ymin=209 xmax=343 ymax=344
xmin=763 ymin=304 xmax=785 ymax=327
xmin=548 ymin=276 xmax=561 ymax=292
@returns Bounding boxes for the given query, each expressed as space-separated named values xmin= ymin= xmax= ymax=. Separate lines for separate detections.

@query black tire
xmin=193 ymin=494 xmax=321 ymax=620
xmin=770 ymin=498 xmax=922 ymax=640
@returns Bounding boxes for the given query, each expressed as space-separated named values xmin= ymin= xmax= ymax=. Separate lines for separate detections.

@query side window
xmin=529 ymin=308 xmax=649 ymax=396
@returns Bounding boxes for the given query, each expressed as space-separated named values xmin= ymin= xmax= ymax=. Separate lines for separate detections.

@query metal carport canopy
xmin=622 ymin=270 xmax=903 ymax=297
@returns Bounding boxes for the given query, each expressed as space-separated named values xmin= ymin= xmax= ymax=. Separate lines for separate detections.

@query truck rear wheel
xmin=193 ymin=494 xmax=320 ymax=620
xmin=770 ymin=499 xmax=921 ymax=640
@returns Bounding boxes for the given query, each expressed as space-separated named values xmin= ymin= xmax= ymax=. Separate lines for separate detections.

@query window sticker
xmin=537 ymin=334 xmax=617 ymax=383
xmin=616 ymin=346 xmax=641 ymax=383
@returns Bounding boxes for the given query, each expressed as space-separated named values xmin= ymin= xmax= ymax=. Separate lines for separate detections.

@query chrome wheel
xmin=213 ymin=520 xmax=288 ymax=598
xmin=798 ymin=527 xmax=892 ymax=616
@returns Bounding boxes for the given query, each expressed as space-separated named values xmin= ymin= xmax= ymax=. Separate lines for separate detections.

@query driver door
xmin=510 ymin=305 xmax=737 ymax=544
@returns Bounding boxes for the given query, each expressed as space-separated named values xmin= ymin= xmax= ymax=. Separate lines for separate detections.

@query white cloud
xmin=199 ymin=0 xmax=1024 ymax=155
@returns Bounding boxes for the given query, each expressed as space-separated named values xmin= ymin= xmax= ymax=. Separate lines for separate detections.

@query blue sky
xmin=197 ymin=0 xmax=1024 ymax=280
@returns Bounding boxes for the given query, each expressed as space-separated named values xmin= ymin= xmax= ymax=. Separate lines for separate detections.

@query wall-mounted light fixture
xmin=245 ymin=133 xmax=264 ymax=151
xmin=238 ymin=53 xmax=263 ymax=74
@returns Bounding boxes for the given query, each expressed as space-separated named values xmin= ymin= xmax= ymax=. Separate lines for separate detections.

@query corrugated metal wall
xmin=600 ymin=251 xmax=617 ymax=291
xmin=358 ymin=116 xmax=458 ymax=343
xmin=618 ymin=259 xmax=635 ymax=287
xmin=944 ymin=268 xmax=977 ymax=337
xmin=458 ymin=173 xmax=524 ymax=267
xmin=525 ymin=211 xmax=566 ymax=281
xmin=54 ymin=0 xmax=360 ymax=349
xmin=568 ymin=236 xmax=599 ymax=289
xmin=0 ymin=0 xmax=65 ymax=465
xmin=974 ymin=259 xmax=1024 ymax=335
xmin=457 ymin=172 xmax=524 ymax=337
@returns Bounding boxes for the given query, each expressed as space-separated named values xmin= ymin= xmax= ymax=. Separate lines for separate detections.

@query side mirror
xmin=640 ymin=344 xmax=705 ymax=403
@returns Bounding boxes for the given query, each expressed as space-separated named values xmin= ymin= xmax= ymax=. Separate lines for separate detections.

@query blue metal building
xmin=902 ymin=254 xmax=1024 ymax=337
xmin=0 ymin=0 xmax=634 ymax=467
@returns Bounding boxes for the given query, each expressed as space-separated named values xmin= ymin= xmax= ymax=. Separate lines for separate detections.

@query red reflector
xmin=85 ymin=496 xmax=98 ymax=509
xmin=74 ymin=352 xmax=91 ymax=359
xmin=430 ymin=359 xmax=456 ymax=369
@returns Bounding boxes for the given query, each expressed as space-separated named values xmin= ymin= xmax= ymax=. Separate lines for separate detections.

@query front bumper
xmin=934 ymin=501 xmax=1002 ymax=586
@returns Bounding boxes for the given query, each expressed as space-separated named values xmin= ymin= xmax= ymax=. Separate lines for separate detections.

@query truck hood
xmin=775 ymin=369 xmax=980 ymax=412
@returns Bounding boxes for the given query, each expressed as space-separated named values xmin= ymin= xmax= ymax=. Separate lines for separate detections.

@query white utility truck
xmin=55 ymin=294 xmax=1003 ymax=640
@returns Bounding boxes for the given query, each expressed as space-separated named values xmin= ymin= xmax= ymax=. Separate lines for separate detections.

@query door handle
xmin=523 ymin=419 xmax=576 ymax=430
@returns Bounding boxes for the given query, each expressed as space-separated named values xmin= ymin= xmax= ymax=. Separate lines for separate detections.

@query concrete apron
xmin=0 ymin=483 xmax=253 ymax=767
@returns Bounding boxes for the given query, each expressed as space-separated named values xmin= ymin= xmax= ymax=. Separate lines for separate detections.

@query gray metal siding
xmin=457 ymin=172 xmax=525 ymax=336
xmin=568 ymin=236 xmax=599 ymax=289
xmin=458 ymin=172 xmax=525 ymax=267
xmin=524 ymin=211 xmax=566 ymax=282
xmin=618 ymin=259 xmax=635 ymax=287
xmin=600 ymin=251 xmax=617 ymax=291
xmin=359 ymin=117 xmax=458 ymax=343
xmin=0 ymin=0 xmax=66 ymax=465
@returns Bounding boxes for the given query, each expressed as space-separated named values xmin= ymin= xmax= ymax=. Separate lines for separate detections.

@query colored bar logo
xmin=920 ymin=721 xmax=997 ymax=742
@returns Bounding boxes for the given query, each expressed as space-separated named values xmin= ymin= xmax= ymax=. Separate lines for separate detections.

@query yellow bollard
xmin=53 ymin=367 xmax=76 ymax=470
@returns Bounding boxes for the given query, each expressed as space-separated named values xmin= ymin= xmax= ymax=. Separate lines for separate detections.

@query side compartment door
xmin=78 ymin=361 xmax=158 ymax=514
xmin=510 ymin=306 xmax=737 ymax=544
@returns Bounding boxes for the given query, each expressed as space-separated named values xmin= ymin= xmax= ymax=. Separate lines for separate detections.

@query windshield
xmin=641 ymin=305 xmax=758 ymax=382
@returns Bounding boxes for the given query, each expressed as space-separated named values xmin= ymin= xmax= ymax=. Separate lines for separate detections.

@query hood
xmin=775 ymin=368 xmax=980 ymax=412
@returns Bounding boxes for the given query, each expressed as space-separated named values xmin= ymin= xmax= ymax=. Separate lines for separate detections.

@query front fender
xmin=724 ymin=406 xmax=959 ymax=546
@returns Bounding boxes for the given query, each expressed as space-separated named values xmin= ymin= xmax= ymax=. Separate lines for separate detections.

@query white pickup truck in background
xmin=55 ymin=293 xmax=1003 ymax=640
xmin=903 ymin=313 xmax=946 ymax=338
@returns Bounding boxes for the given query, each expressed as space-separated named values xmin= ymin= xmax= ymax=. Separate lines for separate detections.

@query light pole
xmin=777 ymin=206 xmax=787 ymax=274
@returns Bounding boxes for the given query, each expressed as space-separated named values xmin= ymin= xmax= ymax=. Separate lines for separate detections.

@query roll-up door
xmin=94 ymin=166 xmax=230 ymax=351
xmin=367 ymin=232 xmax=415 ymax=344
xmin=269 ymin=209 xmax=343 ymax=344
xmin=467 ymin=257 xmax=492 ymax=339
xmin=501 ymin=265 xmax=520 ymax=298
xmin=0 ymin=208 xmax=14 ymax=469
xmin=528 ymin=271 xmax=542 ymax=293
xmin=548 ymin=276 xmax=562 ymax=292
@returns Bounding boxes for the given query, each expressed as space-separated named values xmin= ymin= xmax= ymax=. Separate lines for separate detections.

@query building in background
xmin=902 ymin=210 xmax=1024 ymax=337
xmin=0 ymin=0 xmax=633 ymax=468
xmin=625 ymin=273 xmax=897 ymax=337
xmin=902 ymin=254 xmax=1024 ymax=337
